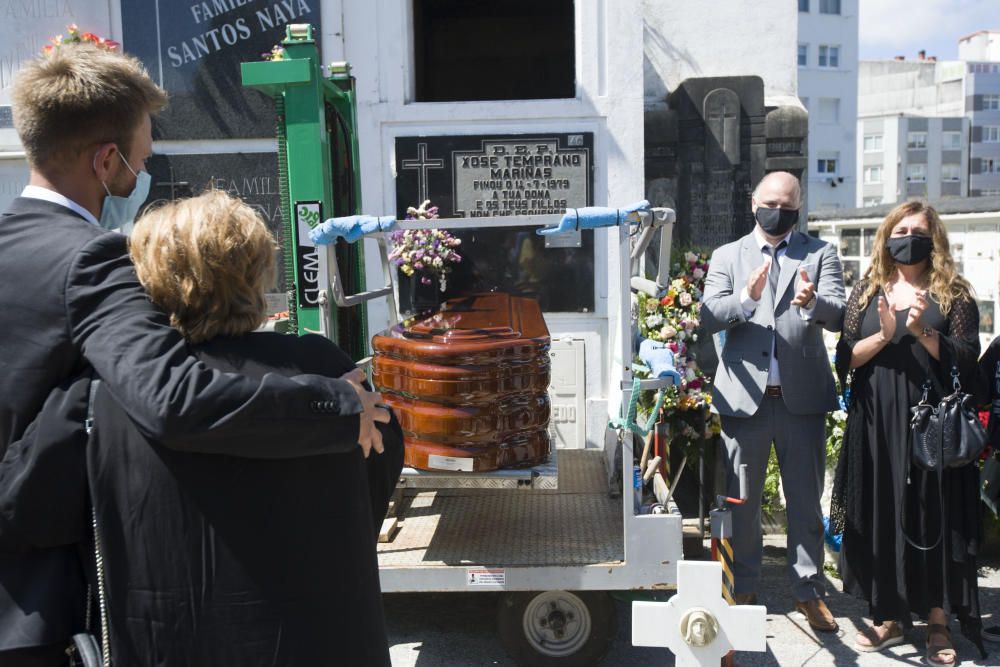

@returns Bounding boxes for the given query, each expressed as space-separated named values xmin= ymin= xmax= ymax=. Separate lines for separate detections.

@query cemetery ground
xmin=384 ymin=531 xmax=1000 ymax=666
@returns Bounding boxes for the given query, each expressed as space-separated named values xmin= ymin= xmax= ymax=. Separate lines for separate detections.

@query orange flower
xmin=660 ymin=295 xmax=674 ymax=307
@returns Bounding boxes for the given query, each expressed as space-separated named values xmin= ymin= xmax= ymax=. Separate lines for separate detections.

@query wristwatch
xmin=921 ymin=326 xmax=935 ymax=338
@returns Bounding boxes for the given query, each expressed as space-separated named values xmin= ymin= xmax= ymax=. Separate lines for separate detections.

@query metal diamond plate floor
xmin=378 ymin=450 xmax=624 ymax=567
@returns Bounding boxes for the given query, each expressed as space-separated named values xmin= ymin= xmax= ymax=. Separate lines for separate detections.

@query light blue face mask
xmin=96 ymin=151 xmax=151 ymax=231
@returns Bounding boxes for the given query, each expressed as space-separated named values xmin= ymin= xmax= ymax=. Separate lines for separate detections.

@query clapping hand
xmin=790 ymin=266 xmax=816 ymax=307
xmin=905 ymin=290 xmax=929 ymax=336
xmin=876 ymin=296 xmax=896 ymax=342
xmin=746 ymin=257 xmax=771 ymax=302
xmin=342 ymin=368 xmax=391 ymax=458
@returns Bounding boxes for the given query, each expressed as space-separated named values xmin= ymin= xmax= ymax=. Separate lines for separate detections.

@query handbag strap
xmin=901 ymin=378 xmax=946 ymax=552
xmin=85 ymin=379 xmax=112 ymax=667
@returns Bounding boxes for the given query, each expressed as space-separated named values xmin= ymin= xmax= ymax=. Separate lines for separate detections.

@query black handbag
xmin=910 ymin=368 xmax=987 ymax=471
xmin=903 ymin=368 xmax=987 ymax=552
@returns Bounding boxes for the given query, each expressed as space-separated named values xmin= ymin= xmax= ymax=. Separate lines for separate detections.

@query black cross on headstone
xmin=401 ymin=142 xmax=444 ymax=203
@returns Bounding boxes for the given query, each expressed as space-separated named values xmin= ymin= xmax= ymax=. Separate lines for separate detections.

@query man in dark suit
xmin=0 ymin=45 xmax=390 ymax=665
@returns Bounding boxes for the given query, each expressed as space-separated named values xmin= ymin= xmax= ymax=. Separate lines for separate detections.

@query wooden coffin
xmin=372 ymin=292 xmax=551 ymax=472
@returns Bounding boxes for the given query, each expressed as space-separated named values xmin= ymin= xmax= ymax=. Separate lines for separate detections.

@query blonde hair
xmin=130 ymin=190 xmax=277 ymax=344
xmin=860 ymin=200 xmax=972 ymax=316
xmin=12 ymin=44 xmax=167 ymax=168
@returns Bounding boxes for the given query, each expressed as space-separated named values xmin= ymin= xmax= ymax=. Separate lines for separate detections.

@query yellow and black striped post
xmin=712 ymin=463 xmax=748 ymax=606
xmin=710 ymin=507 xmax=736 ymax=605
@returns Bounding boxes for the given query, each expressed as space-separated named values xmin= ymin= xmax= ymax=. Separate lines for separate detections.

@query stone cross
xmin=401 ymin=142 xmax=444 ymax=203
xmin=632 ymin=561 xmax=766 ymax=666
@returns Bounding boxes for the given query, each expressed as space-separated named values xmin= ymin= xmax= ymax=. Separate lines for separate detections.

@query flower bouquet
xmin=633 ymin=250 xmax=720 ymax=460
xmin=388 ymin=200 xmax=462 ymax=292
xmin=42 ymin=24 xmax=118 ymax=56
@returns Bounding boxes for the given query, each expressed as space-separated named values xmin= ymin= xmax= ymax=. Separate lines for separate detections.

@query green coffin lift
xmin=241 ymin=23 xmax=368 ymax=360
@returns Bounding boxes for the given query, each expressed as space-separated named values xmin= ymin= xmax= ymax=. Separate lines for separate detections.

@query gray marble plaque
xmin=0 ymin=1 xmax=112 ymax=148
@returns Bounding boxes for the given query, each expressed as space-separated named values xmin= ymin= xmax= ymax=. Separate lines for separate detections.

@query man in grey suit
xmin=700 ymin=172 xmax=845 ymax=631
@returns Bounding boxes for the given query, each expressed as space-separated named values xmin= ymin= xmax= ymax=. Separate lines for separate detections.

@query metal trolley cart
xmin=243 ymin=25 xmax=684 ymax=665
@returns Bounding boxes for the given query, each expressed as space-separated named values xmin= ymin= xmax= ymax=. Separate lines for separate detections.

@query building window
xmin=907 ymin=131 xmax=927 ymax=149
xmin=982 ymin=188 xmax=1000 ymax=196
xmin=941 ymin=164 xmax=961 ymax=181
xmin=971 ymin=63 xmax=1000 ymax=74
xmin=798 ymin=44 xmax=808 ymax=67
xmin=837 ymin=228 xmax=869 ymax=288
xmin=863 ymin=166 xmax=883 ymax=184
xmin=413 ymin=0 xmax=575 ymax=102
xmin=818 ymin=45 xmax=840 ymax=68
xmin=817 ymin=156 xmax=839 ymax=175
xmin=818 ymin=97 xmax=840 ymax=123
xmin=984 ymin=158 xmax=1000 ymax=174
xmin=907 ymin=164 xmax=927 ymax=182
xmin=985 ymin=95 xmax=1000 ymax=110
xmin=984 ymin=126 xmax=1000 ymax=143
xmin=863 ymin=197 xmax=882 ymax=207
xmin=819 ymin=0 xmax=841 ymax=14
xmin=799 ymin=0 xmax=809 ymax=11
xmin=863 ymin=134 xmax=883 ymax=152
xmin=943 ymin=131 xmax=962 ymax=149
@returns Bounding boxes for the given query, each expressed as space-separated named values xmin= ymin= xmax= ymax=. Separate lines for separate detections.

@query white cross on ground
xmin=633 ymin=561 xmax=767 ymax=666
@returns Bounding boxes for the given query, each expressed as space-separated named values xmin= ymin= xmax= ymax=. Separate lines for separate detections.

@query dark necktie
xmin=767 ymin=240 xmax=788 ymax=302
xmin=767 ymin=240 xmax=787 ymax=362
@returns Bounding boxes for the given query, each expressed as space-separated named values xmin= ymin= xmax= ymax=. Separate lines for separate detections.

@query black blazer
xmin=0 ymin=334 xmax=404 ymax=665
xmin=0 ymin=197 xmax=367 ymax=650
xmin=90 ymin=333 xmax=402 ymax=665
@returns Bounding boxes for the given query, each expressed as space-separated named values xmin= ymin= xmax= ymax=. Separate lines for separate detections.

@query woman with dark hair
xmin=831 ymin=201 xmax=983 ymax=664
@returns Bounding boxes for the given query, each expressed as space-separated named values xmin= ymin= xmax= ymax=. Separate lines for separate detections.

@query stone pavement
xmin=725 ymin=535 xmax=1000 ymax=666
xmin=384 ymin=534 xmax=1000 ymax=666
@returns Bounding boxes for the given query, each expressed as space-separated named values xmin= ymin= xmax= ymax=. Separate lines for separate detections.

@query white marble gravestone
xmin=633 ymin=561 xmax=767 ymax=666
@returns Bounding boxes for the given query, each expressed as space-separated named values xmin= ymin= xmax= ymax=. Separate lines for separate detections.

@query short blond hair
xmin=130 ymin=190 xmax=277 ymax=344
xmin=13 ymin=44 xmax=167 ymax=168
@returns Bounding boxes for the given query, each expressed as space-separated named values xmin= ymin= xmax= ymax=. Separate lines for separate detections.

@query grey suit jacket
xmin=699 ymin=230 xmax=846 ymax=417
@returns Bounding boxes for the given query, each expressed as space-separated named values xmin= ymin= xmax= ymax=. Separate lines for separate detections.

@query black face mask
xmin=755 ymin=206 xmax=799 ymax=236
xmin=886 ymin=235 xmax=933 ymax=265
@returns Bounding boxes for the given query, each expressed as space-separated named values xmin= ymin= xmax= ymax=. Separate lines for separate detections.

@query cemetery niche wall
xmin=394 ymin=133 xmax=597 ymax=313
xmin=122 ymin=0 xmax=321 ymax=140
xmin=123 ymin=1 xmax=324 ymax=305
xmin=644 ymin=76 xmax=808 ymax=251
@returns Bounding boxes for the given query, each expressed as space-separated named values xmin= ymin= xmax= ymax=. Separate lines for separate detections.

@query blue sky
xmin=859 ymin=0 xmax=999 ymax=61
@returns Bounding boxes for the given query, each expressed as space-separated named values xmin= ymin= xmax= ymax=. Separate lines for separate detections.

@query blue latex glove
xmin=536 ymin=200 xmax=650 ymax=236
xmin=309 ymin=215 xmax=396 ymax=245
xmin=638 ymin=338 xmax=682 ymax=384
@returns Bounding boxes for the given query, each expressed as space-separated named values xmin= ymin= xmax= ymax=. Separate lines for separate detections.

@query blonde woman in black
xmin=831 ymin=201 xmax=984 ymax=664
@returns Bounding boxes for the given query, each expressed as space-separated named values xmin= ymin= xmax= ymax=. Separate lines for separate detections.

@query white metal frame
xmin=318 ymin=208 xmax=683 ymax=593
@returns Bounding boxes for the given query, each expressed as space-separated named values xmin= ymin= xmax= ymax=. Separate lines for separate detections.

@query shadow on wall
xmin=643 ymin=19 xmax=702 ymax=102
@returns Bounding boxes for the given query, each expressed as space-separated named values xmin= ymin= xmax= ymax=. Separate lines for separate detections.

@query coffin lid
xmin=393 ymin=292 xmax=548 ymax=345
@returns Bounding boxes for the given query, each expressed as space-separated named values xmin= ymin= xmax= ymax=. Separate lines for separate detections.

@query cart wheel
xmin=497 ymin=590 xmax=615 ymax=666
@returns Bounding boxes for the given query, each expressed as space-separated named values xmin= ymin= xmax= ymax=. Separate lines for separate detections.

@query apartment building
xmin=798 ymin=0 xmax=859 ymax=210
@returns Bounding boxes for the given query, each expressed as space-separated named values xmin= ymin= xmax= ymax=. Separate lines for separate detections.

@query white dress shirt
xmin=738 ymin=228 xmax=815 ymax=386
xmin=20 ymin=184 xmax=100 ymax=226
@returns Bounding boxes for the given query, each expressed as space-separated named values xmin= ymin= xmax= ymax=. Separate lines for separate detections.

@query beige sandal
xmin=855 ymin=621 xmax=905 ymax=652
xmin=926 ymin=624 xmax=957 ymax=665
